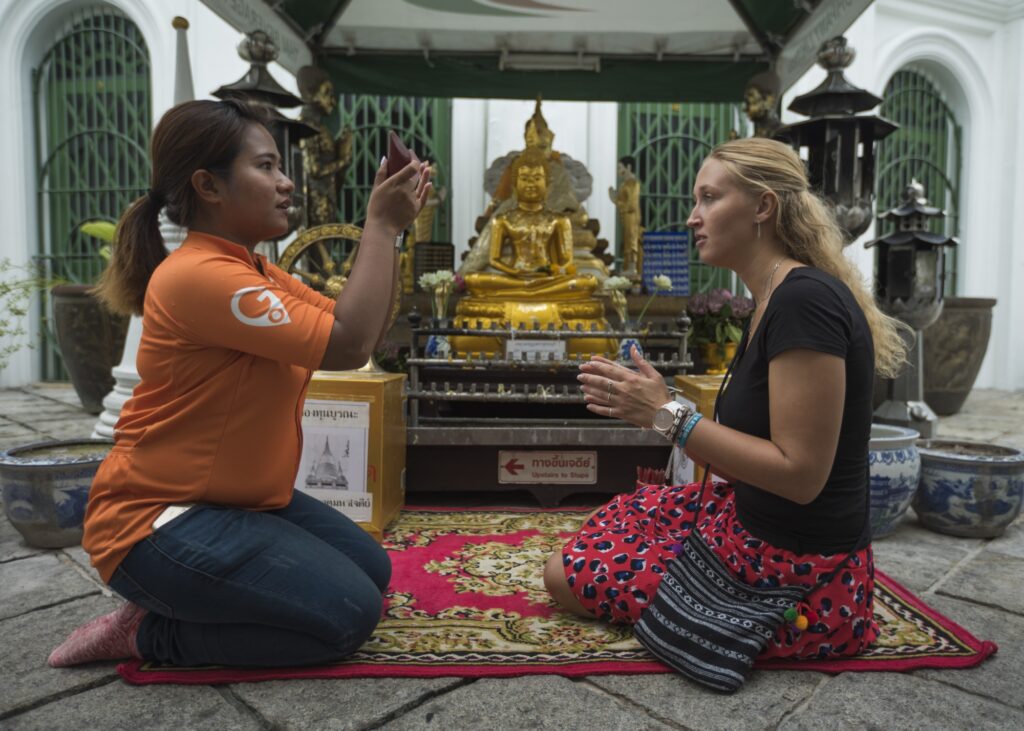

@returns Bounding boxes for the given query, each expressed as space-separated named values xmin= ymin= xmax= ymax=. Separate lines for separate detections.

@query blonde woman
xmin=546 ymin=138 xmax=905 ymax=661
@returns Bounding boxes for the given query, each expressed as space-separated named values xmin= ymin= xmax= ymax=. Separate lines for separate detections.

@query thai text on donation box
xmin=294 ymin=371 xmax=406 ymax=541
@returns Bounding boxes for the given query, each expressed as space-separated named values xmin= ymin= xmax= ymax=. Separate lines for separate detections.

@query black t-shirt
xmin=715 ymin=267 xmax=873 ymax=554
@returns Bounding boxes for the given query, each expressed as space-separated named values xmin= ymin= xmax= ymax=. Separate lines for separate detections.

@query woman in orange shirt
xmin=49 ymin=99 xmax=429 ymax=668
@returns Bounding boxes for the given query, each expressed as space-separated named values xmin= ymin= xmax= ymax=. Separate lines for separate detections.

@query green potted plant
xmin=686 ymin=288 xmax=754 ymax=374
xmin=0 ymin=258 xmax=56 ymax=371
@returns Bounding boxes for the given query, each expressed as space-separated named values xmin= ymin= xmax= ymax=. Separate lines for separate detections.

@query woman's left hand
xmin=578 ymin=346 xmax=671 ymax=428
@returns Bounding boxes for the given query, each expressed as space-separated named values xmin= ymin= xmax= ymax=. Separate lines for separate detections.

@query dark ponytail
xmin=94 ymin=99 xmax=269 ymax=315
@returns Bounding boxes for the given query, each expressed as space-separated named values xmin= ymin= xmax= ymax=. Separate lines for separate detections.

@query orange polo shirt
xmin=83 ymin=232 xmax=336 ymax=583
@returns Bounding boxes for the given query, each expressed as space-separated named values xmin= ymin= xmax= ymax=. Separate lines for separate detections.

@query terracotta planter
xmin=51 ymin=284 xmax=129 ymax=414
xmin=922 ymin=297 xmax=996 ymax=416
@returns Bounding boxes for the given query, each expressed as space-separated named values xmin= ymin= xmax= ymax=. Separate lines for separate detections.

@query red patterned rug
xmin=118 ymin=506 xmax=997 ymax=685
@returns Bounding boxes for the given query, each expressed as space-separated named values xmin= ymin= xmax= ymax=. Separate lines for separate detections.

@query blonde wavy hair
xmin=708 ymin=137 xmax=907 ymax=377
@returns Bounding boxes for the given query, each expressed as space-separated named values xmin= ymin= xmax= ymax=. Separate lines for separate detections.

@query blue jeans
xmin=108 ymin=490 xmax=391 ymax=667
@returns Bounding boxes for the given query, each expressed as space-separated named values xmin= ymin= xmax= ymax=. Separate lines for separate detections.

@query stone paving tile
xmin=0 ymin=593 xmax=121 ymax=718
xmin=915 ymin=594 xmax=1024 ymax=710
xmin=0 ymin=514 xmax=42 ymax=563
xmin=0 ymin=389 xmax=37 ymax=400
xmin=0 ymin=427 xmax=40 ymax=446
xmin=22 ymin=415 xmax=97 ymax=430
xmin=1 ymin=681 xmax=262 ymax=730
xmin=589 ymin=670 xmax=824 ymax=730
xmin=985 ymin=518 xmax=1024 ymax=560
xmin=938 ymin=549 xmax=1024 ymax=615
xmin=231 ymin=677 xmax=465 ymax=730
xmin=22 ymin=383 xmax=86 ymax=406
xmin=35 ymin=423 xmax=102 ymax=443
xmin=382 ymin=676 xmax=676 ymax=731
xmin=0 ymin=553 xmax=99 ymax=620
xmin=777 ymin=673 xmax=1024 ymax=730
xmin=61 ymin=544 xmax=104 ymax=586
xmin=1 ymin=402 xmax=87 ymax=419
xmin=871 ymin=513 xmax=981 ymax=594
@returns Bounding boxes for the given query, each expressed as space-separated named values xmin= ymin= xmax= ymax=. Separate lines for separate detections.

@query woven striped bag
xmin=634 ymin=531 xmax=807 ymax=692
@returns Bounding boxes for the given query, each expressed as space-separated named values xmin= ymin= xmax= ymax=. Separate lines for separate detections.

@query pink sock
xmin=48 ymin=602 xmax=147 ymax=667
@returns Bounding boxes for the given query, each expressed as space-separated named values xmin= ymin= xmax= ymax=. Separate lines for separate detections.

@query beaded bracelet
xmin=676 ymin=412 xmax=703 ymax=448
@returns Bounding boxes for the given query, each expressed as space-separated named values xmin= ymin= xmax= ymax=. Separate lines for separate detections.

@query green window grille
xmin=33 ymin=6 xmax=151 ymax=379
xmin=617 ymin=102 xmax=747 ymax=293
xmin=337 ymin=95 xmax=451 ymax=242
xmin=876 ymin=68 xmax=962 ymax=292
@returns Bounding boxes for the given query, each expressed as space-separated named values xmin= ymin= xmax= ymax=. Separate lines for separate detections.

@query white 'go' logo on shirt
xmin=230 ymin=286 xmax=291 ymax=327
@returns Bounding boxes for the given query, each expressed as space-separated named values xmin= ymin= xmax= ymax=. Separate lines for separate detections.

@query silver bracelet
xmin=666 ymin=404 xmax=694 ymax=444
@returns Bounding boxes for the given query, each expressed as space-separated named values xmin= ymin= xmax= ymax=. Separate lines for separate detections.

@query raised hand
xmin=365 ymin=158 xmax=432 ymax=237
xmin=577 ymin=345 xmax=671 ymax=428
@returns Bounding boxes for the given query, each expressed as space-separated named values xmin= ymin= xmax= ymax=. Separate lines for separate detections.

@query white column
xmin=92 ymin=16 xmax=193 ymax=438
xmin=92 ymin=217 xmax=186 ymax=439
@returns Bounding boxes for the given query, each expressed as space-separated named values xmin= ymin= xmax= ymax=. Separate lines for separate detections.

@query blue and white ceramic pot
xmin=868 ymin=424 xmax=922 ymax=538
xmin=424 ymin=334 xmax=451 ymax=359
xmin=618 ymin=338 xmax=644 ymax=361
xmin=913 ymin=440 xmax=1024 ymax=538
xmin=0 ymin=440 xmax=111 ymax=548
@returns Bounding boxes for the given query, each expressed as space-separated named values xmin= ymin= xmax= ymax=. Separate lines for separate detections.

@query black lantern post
xmin=867 ymin=180 xmax=957 ymax=437
xmin=777 ymin=36 xmax=898 ymax=243
xmin=213 ymin=30 xmax=315 ymax=237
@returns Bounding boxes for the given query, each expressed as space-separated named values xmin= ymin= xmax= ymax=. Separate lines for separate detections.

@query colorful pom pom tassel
xmin=785 ymin=604 xmax=815 ymax=631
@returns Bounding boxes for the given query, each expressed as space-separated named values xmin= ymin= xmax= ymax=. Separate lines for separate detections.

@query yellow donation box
xmin=295 ymin=371 xmax=406 ymax=541
xmin=673 ymin=374 xmax=726 ymax=484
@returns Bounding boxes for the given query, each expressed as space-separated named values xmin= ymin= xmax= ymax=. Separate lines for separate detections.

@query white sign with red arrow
xmin=497 ymin=450 xmax=598 ymax=485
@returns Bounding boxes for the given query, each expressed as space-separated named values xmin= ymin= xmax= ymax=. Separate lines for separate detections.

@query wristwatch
xmin=652 ymin=401 xmax=693 ymax=442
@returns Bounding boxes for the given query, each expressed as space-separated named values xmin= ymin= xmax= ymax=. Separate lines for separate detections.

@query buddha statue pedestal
xmin=450 ymin=294 xmax=617 ymax=359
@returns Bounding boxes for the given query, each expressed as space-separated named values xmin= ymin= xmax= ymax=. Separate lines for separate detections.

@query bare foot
xmin=48 ymin=602 xmax=147 ymax=667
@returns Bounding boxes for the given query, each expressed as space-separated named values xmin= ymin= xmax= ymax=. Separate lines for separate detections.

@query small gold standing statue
xmin=609 ymin=156 xmax=643 ymax=280
xmin=297 ymin=66 xmax=353 ymax=226
xmin=744 ymin=70 xmax=783 ymax=139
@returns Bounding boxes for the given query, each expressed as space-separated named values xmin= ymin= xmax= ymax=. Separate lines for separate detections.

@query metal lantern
xmin=213 ymin=30 xmax=316 ymax=236
xmin=777 ymin=37 xmax=898 ymax=243
xmin=867 ymin=180 xmax=957 ymax=437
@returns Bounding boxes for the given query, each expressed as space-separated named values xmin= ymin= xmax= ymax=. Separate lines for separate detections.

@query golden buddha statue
xmin=452 ymin=148 xmax=616 ymax=359
xmin=461 ymin=97 xmax=609 ymax=283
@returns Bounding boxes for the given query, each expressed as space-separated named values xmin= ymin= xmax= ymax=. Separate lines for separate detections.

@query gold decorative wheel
xmin=277 ymin=223 xmax=364 ymax=299
xmin=277 ymin=223 xmax=403 ymax=343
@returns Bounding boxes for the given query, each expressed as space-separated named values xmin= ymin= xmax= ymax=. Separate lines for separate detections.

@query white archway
xmin=0 ymin=0 xmax=170 ymax=387
xmin=871 ymin=28 xmax=1018 ymax=390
